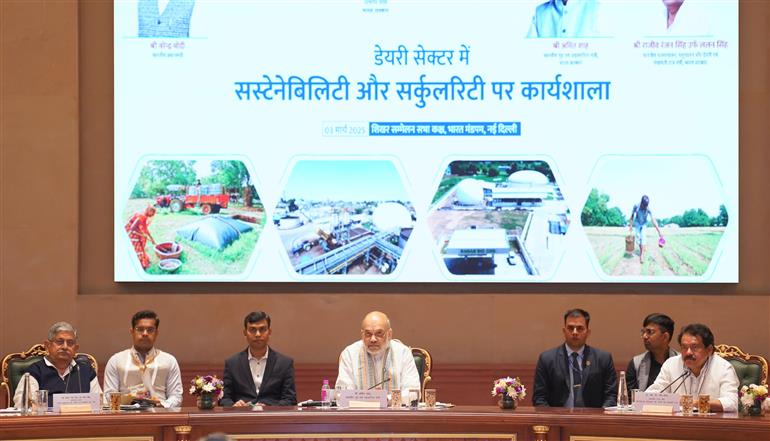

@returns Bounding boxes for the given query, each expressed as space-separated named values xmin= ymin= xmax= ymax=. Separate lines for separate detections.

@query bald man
xmin=335 ymin=311 xmax=421 ymax=397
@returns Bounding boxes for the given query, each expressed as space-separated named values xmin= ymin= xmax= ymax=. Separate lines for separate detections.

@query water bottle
xmin=320 ymin=379 xmax=331 ymax=409
xmin=617 ymin=371 xmax=629 ymax=409
xmin=20 ymin=373 xmax=31 ymax=414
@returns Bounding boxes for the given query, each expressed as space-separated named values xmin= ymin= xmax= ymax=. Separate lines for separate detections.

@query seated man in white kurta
xmin=646 ymin=323 xmax=739 ymax=412
xmin=103 ymin=310 xmax=183 ymax=408
xmin=336 ymin=311 xmax=421 ymax=399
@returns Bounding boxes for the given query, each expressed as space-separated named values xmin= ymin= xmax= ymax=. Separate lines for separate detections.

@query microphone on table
xmin=660 ymin=369 xmax=690 ymax=393
xmin=368 ymin=378 xmax=392 ymax=390
xmin=74 ymin=360 xmax=83 ymax=393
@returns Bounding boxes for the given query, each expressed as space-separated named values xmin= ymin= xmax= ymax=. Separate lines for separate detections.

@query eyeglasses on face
xmin=49 ymin=338 xmax=77 ymax=347
xmin=680 ymin=344 xmax=705 ymax=353
xmin=362 ymin=330 xmax=387 ymax=340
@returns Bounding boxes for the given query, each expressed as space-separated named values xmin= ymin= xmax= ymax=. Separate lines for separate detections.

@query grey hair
xmin=198 ymin=434 xmax=232 ymax=441
xmin=48 ymin=321 xmax=78 ymax=341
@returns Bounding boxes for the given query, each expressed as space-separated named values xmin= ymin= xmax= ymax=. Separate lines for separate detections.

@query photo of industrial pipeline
xmin=275 ymin=159 xmax=415 ymax=276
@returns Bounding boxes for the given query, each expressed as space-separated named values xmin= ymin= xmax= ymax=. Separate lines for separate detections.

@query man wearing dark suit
xmin=533 ymin=308 xmax=617 ymax=408
xmin=220 ymin=311 xmax=297 ymax=406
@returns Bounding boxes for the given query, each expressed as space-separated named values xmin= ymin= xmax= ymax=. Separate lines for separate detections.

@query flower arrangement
xmin=491 ymin=376 xmax=527 ymax=401
xmin=189 ymin=375 xmax=224 ymax=399
xmin=739 ymin=384 xmax=769 ymax=415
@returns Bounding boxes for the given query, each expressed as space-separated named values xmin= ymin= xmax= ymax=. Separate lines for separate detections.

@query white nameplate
xmin=60 ymin=403 xmax=94 ymax=414
xmin=53 ymin=393 xmax=101 ymax=413
xmin=338 ymin=390 xmax=387 ymax=409
xmin=633 ymin=391 xmax=679 ymax=413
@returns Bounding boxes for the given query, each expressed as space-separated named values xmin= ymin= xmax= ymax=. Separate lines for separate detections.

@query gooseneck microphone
xmin=660 ymin=369 xmax=690 ymax=393
xmin=368 ymin=377 xmax=392 ymax=390
xmin=74 ymin=360 xmax=83 ymax=393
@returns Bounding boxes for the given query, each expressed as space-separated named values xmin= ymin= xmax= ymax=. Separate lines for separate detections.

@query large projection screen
xmin=114 ymin=0 xmax=738 ymax=283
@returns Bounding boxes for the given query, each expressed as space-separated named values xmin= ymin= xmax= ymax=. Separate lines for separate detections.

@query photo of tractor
xmin=156 ymin=183 xmax=230 ymax=215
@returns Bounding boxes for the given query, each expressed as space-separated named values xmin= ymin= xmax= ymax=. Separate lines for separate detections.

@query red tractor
xmin=157 ymin=183 xmax=230 ymax=215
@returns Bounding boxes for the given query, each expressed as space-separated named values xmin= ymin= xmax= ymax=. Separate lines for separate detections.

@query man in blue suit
xmin=533 ymin=308 xmax=617 ymax=408
xmin=220 ymin=311 xmax=297 ymax=406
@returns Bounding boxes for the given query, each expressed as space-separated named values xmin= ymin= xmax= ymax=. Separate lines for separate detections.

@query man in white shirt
xmin=647 ymin=323 xmax=739 ymax=412
xmin=13 ymin=322 xmax=102 ymax=408
xmin=336 ymin=311 xmax=420 ymax=399
xmin=103 ymin=310 xmax=183 ymax=408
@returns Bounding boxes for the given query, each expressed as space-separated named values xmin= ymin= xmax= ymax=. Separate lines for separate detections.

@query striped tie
xmin=571 ymin=352 xmax=584 ymax=407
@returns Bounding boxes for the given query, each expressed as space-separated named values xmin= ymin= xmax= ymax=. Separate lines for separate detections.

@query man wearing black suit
xmin=533 ymin=308 xmax=617 ymax=408
xmin=220 ymin=311 xmax=297 ymax=406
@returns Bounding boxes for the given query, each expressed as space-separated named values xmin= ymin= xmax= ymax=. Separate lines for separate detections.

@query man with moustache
xmin=14 ymin=322 xmax=102 ymax=407
xmin=533 ymin=308 xmax=617 ymax=407
xmin=626 ymin=313 xmax=678 ymax=391
xmin=647 ymin=323 xmax=739 ymax=412
xmin=336 ymin=311 xmax=420 ymax=398
xmin=220 ymin=311 xmax=297 ymax=406
xmin=103 ymin=310 xmax=183 ymax=407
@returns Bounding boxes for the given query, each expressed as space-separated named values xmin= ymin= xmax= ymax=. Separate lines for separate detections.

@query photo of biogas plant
xmin=275 ymin=160 xmax=415 ymax=276
xmin=123 ymin=159 xmax=264 ymax=276
xmin=428 ymin=160 xmax=569 ymax=277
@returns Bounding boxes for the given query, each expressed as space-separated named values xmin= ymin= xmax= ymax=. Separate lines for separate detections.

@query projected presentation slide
xmin=114 ymin=0 xmax=738 ymax=283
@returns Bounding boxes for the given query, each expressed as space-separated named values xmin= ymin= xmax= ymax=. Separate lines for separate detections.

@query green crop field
xmin=584 ymin=227 xmax=724 ymax=277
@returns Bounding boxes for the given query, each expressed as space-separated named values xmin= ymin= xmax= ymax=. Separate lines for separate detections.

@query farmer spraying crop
xmin=629 ymin=195 xmax=664 ymax=263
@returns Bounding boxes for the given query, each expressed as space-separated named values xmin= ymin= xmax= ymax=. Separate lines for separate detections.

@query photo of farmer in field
xmin=125 ymin=205 xmax=158 ymax=270
xmin=582 ymin=156 xmax=728 ymax=277
xmin=124 ymin=159 xmax=265 ymax=275
xmin=628 ymin=195 xmax=664 ymax=264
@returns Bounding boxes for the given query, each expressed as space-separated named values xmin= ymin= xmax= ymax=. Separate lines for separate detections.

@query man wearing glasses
xmin=533 ymin=308 xmax=617 ymax=407
xmin=626 ymin=313 xmax=679 ymax=391
xmin=13 ymin=321 xmax=102 ymax=407
xmin=646 ymin=323 xmax=739 ymax=412
xmin=103 ymin=310 xmax=182 ymax=407
xmin=335 ymin=311 xmax=420 ymax=397
xmin=220 ymin=311 xmax=297 ymax=406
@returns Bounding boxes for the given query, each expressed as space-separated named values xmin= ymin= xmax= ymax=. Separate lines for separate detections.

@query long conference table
xmin=1 ymin=406 xmax=769 ymax=441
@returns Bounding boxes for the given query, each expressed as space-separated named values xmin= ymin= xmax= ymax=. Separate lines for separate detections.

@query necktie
xmin=571 ymin=352 xmax=584 ymax=407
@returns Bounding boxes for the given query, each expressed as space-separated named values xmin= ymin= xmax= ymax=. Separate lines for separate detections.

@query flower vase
xmin=197 ymin=392 xmax=215 ymax=410
xmin=742 ymin=403 xmax=765 ymax=417
xmin=498 ymin=394 xmax=517 ymax=410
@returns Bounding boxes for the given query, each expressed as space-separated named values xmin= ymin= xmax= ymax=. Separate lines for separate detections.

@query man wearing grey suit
xmin=533 ymin=308 xmax=617 ymax=408
xmin=220 ymin=311 xmax=296 ymax=407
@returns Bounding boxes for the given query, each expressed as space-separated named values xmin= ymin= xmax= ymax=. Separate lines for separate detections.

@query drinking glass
xmin=424 ymin=389 xmax=437 ymax=408
xmin=334 ymin=385 xmax=344 ymax=404
xmin=679 ymin=394 xmax=694 ymax=415
xmin=390 ymin=389 xmax=402 ymax=408
xmin=408 ymin=388 xmax=420 ymax=408
xmin=34 ymin=390 xmax=48 ymax=415
xmin=108 ymin=392 xmax=122 ymax=411
xmin=697 ymin=394 xmax=710 ymax=414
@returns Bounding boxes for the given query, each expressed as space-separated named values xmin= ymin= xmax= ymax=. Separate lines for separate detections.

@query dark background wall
xmin=2 ymin=1 xmax=769 ymax=397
